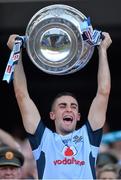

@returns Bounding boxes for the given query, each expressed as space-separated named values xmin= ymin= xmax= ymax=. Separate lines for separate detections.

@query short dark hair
xmin=51 ymin=92 xmax=79 ymax=110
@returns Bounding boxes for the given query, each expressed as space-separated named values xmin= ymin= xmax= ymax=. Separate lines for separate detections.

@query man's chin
xmin=62 ymin=127 xmax=75 ymax=135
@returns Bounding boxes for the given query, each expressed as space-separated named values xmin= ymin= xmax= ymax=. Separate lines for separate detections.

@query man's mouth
xmin=63 ymin=115 xmax=73 ymax=122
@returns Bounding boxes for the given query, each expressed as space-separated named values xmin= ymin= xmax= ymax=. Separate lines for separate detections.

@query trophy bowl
xmin=25 ymin=4 xmax=94 ymax=75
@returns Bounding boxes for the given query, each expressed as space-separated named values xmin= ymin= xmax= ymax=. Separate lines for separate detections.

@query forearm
xmin=97 ymin=47 xmax=111 ymax=96
xmin=13 ymin=53 xmax=41 ymax=134
xmin=13 ymin=51 xmax=29 ymax=99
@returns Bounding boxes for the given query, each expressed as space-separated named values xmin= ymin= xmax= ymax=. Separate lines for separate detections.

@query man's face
xmin=50 ymin=95 xmax=80 ymax=135
xmin=0 ymin=166 xmax=22 ymax=179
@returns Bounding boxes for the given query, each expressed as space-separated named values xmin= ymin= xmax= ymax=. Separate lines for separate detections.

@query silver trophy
xmin=25 ymin=4 xmax=95 ymax=75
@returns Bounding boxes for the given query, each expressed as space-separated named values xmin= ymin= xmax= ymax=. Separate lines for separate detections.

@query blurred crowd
xmin=0 ymin=128 xmax=38 ymax=179
xmin=96 ymin=123 xmax=121 ymax=179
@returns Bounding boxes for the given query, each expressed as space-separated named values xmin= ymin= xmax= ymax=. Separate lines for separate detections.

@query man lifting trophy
xmin=2 ymin=3 xmax=112 ymax=180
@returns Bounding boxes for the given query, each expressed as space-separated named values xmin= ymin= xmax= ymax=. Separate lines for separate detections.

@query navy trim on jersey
xmin=86 ymin=120 xmax=103 ymax=146
xmin=89 ymin=152 xmax=96 ymax=179
xmin=37 ymin=151 xmax=45 ymax=179
xmin=27 ymin=120 xmax=45 ymax=150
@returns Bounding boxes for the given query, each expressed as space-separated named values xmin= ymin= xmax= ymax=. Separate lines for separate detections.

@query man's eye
xmin=60 ymin=105 xmax=65 ymax=108
xmin=72 ymin=106 xmax=77 ymax=109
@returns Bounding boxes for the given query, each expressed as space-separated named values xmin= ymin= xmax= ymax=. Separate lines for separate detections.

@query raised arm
xmin=7 ymin=35 xmax=41 ymax=134
xmin=0 ymin=129 xmax=21 ymax=150
xmin=88 ymin=32 xmax=112 ymax=131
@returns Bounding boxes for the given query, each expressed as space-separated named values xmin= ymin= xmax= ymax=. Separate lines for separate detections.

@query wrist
xmin=98 ymin=46 xmax=107 ymax=55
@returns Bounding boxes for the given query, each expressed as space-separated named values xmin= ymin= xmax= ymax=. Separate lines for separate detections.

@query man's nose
xmin=66 ymin=106 xmax=72 ymax=111
xmin=5 ymin=168 xmax=13 ymax=174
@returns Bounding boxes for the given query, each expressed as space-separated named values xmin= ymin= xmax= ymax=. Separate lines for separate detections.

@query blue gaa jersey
xmin=28 ymin=120 xmax=102 ymax=179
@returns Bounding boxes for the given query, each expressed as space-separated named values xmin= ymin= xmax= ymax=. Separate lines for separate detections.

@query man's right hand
xmin=7 ymin=34 xmax=19 ymax=50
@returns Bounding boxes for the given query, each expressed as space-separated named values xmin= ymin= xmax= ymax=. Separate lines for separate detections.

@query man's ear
xmin=50 ymin=112 xmax=55 ymax=120
xmin=77 ymin=113 xmax=81 ymax=121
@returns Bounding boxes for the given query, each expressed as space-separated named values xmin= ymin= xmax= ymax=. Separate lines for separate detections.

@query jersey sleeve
xmin=27 ymin=120 xmax=47 ymax=150
xmin=85 ymin=120 xmax=103 ymax=147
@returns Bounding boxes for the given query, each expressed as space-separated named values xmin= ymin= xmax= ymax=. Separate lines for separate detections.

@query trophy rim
xmin=26 ymin=4 xmax=87 ymax=34
xmin=25 ymin=4 xmax=94 ymax=75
